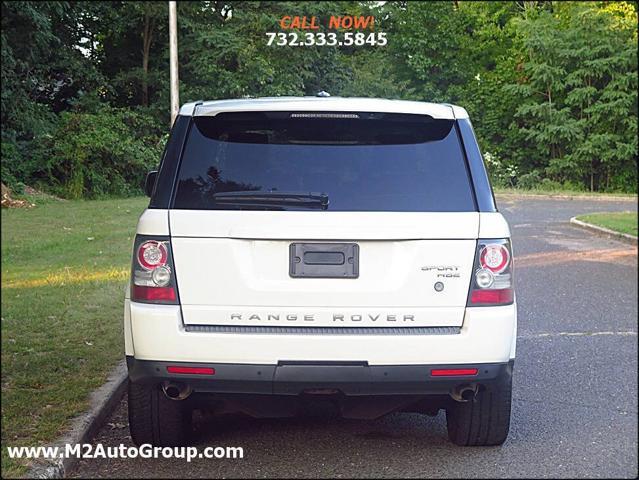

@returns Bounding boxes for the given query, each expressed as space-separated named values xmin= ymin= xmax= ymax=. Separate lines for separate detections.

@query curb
xmin=570 ymin=217 xmax=638 ymax=246
xmin=26 ymin=360 xmax=128 ymax=479
xmin=495 ymin=192 xmax=638 ymax=202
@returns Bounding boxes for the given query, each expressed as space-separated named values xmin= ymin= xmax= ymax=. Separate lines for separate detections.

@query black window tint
xmin=457 ymin=118 xmax=496 ymax=212
xmin=173 ymin=112 xmax=476 ymax=212
xmin=149 ymin=115 xmax=190 ymax=209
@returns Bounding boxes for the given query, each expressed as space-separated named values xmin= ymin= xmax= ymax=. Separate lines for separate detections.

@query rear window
xmin=172 ymin=112 xmax=476 ymax=211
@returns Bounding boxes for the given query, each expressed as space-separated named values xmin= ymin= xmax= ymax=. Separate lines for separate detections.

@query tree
xmin=384 ymin=1 xmax=476 ymax=102
xmin=1 ymin=1 xmax=102 ymax=186
xmin=1 ymin=1 xmax=636 ymax=195
xmin=504 ymin=1 xmax=637 ymax=191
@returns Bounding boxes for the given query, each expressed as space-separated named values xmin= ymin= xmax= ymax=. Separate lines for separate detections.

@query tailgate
xmin=170 ymin=211 xmax=478 ymax=328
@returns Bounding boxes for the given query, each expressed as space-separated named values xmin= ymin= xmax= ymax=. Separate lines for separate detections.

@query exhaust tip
xmin=161 ymin=381 xmax=192 ymax=401
xmin=461 ymin=389 xmax=475 ymax=402
xmin=450 ymin=384 xmax=479 ymax=402
xmin=165 ymin=385 xmax=181 ymax=399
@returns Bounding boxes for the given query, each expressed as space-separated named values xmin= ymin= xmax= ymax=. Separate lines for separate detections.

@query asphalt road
xmin=74 ymin=196 xmax=638 ymax=478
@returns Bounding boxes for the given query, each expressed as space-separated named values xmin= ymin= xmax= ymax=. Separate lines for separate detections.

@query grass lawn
xmin=576 ymin=211 xmax=638 ymax=237
xmin=1 ymin=196 xmax=148 ymax=477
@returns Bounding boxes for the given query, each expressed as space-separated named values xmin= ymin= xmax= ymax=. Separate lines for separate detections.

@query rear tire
xmin=128 ymin=380 xmax=192 ymax=446
xmin=446 ymin=372 xmax=512 ymax=446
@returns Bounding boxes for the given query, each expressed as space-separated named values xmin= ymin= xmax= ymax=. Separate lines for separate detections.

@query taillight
xmin=137 ymin=241 xmax=168 ymax=270
xmin=467 ymin=239 xmax=514 ymax=306
xmin=479 ymin=244 xmax=509 ymax=274
xmin=131 ymin=235 xmax=178 ymax=304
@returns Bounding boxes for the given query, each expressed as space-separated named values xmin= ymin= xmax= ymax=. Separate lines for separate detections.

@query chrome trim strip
xmin=183 ymin=325 xmax=461 ymax=335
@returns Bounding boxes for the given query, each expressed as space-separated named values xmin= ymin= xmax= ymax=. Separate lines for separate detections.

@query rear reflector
xmin=166 ymin=366 xmax=215 ymax=375
xmin=431 ymin=368 xmax=478 ymax=377
xmin=470 ymin=288 xmax=514 ymax=305
xmin=132 ymin=285 xmax=176 ymax=302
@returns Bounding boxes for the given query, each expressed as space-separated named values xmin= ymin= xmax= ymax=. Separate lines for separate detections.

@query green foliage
xmin=384 ymin=1 xmax=475 ymax=101
xmin=177 ymin=1 xmax=373 ymax=100
xmin=1 ymin=1 xmax=637 ymax=197
xmin=516 ymin=170 xmax=543 ymax=190
xmin=503 ymin=1 xmax=638 ymax=192
xmin=483 ymin=151 xmax=518 ymax=188
xmin=32 ymin=108 xmax=164 ymax=199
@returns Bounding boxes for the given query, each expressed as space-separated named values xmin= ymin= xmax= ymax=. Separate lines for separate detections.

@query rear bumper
xmin=125 ymin=301 xmax=517 ymax=365
xmin=127 ymin=356 xmax=513 ymax=396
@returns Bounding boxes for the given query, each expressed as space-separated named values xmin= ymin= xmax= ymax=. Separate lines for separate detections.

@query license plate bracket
xmin=289 ymin=243 xmax=359 ymax=278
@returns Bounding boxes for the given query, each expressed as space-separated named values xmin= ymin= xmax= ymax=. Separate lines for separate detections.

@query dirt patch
xmin=516 ymin=247 xmax=637 ymax=268
xmin=1 ymin=183 xmax=64 ymax=208
xmin=1 ymin=183 xmax=35 ymax=209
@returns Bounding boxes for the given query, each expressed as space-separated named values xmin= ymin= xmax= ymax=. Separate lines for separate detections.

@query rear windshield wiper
xmin=212 ymin=191 xmax=329 ymax=210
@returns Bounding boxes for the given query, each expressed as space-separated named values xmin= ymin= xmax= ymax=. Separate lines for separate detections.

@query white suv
xmin=124 ymin=96 xmax=517 ymax=447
